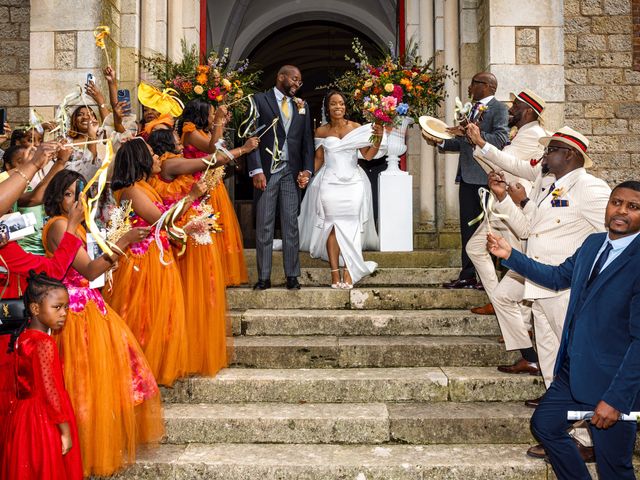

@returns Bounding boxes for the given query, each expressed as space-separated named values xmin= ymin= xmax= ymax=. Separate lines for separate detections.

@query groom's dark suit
xmin=504 ymin=232 xmax=640 ymax=479
xmin=247 ymin=88 xmax=314 ymax=281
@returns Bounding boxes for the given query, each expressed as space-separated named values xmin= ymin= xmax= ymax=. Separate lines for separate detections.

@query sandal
xmin=341 ymin=268 xmax=353 ymax=290
xmin=330 ymin=269 xmax=342 ymax=289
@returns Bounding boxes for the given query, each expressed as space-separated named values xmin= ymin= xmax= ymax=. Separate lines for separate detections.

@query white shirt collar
xmin=476 ymin=95 xmax=494 ymax=105
xmin=607 ymin=231 xmax=640 ymax=250
xmin=273 ymin=87 xmax=287 ymax=103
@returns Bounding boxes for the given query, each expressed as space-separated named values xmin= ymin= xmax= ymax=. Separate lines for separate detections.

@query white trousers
xmin=492 ymin=269 xmax=532 ymax=351
xmin=466 ymin=216 xmax=522 ymax=298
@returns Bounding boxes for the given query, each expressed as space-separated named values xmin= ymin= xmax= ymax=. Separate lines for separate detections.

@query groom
xmin=248 ymin=65 xmax=314 ymax=290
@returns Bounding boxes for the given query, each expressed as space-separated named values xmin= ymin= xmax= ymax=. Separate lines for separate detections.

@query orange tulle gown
xmin=149 ymin=155 xmax=228 ymax=376
xmin=103 ymin=180 xmax=189 ymax=387
xmin=42 ymin=218 xmax=164 ymax=477
xmin=181 ymin=122 xmax=248 ymax=286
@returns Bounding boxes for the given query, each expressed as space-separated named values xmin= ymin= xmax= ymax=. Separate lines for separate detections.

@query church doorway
xmin=207 ymin=2 xmax=398 ymax=246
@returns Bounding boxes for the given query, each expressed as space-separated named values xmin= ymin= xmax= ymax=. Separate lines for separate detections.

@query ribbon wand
xmin=94 ymin=26 xmax=111 ymax=67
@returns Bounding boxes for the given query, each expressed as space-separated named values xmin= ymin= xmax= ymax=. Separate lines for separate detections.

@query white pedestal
xmin=378 ymin=171 xmax=413 ymax=252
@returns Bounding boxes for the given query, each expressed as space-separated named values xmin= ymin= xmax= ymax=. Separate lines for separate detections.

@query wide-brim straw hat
xmin=539 ymin=126 xmax=593 ymax=169
xmin=509 ymin=89 xmax=545 ymax=116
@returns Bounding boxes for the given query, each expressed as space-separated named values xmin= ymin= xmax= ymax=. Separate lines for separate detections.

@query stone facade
xmin=565 ymin=0 xmax=637 ymax=186
xmin=0 ymin=0 xmax=30 ymax=124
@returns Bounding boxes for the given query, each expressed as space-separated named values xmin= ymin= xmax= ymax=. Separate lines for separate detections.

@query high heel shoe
xmin=330 ymin=269 xmax=341 ymax=289
xmin=341 ymin=268 xmax=353 ymax=290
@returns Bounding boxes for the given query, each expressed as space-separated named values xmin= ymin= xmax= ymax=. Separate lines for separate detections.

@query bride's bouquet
xmin=333 ymin=38 xmax=452 ymax=128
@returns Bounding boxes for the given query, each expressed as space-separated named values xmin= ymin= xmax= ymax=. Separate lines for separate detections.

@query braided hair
xmin=7 ymin=271 xmax=67 ymax=353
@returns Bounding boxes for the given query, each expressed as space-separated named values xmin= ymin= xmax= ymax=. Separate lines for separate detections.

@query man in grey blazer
xmin=247 ymin=65 xmax=315 ymax=290
xmin=429 ymin=72 xmax=510 ymax=288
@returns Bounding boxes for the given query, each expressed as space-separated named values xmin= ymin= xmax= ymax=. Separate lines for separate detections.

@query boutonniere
xmin=551 ymin=187 xmax=565 ymax=199
xmin=293 ymin=97 xmax=306 ymax=114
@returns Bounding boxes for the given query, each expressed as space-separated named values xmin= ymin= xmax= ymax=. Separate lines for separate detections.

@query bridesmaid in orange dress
xmin=147 ymin=129 xmax=258 ymax=375
xmin=103 ymin=138 xmax=197 ymax=386
xmin=42 ymin=170 xmax=164 ymax=477
xmin=178 ymin=99 xmax=250 ymax=286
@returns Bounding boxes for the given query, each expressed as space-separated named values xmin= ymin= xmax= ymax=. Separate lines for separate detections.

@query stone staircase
xmin=115 ymin=250 xmax=636 ymax=479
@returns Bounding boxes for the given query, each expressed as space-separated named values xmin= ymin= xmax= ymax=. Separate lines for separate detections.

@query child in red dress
xmin=1 ymin=271 xmax=83 ymax=480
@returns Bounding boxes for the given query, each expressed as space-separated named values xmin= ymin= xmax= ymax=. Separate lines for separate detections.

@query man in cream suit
xmin=464 ymin=90 xmax=547 ymax=375
xmin=489 ymin=127 xmax=610 ymax=398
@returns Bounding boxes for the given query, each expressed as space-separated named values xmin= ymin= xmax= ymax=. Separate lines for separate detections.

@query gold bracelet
xmin=13 ymin=169 xmax=29 ymax=183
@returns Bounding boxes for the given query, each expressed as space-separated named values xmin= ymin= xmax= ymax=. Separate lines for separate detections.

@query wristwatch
xmin=520 ymin=198 xmax=530 ymax=208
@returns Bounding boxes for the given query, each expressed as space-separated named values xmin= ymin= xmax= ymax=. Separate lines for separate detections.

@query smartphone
xmin=117 ymin=89 xmax=131 ymax=105
xmin=75 ymin=179 xmax=85 ymax=201
xmin=86 ymin=73 xmax=95 ymax=85
xmin=0 ymin=108 xmax=5 ymax=135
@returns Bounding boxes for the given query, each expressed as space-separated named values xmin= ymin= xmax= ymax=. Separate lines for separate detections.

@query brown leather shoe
xmin=524 ymin=395 xmax=544 ymax=408
xmin=528 ymin=441 xmax=595 ymax=463
xmin=497 ymin=358 xmax=540 ymax=375
xmin=471 ymin=303 xmax=495 ymax=315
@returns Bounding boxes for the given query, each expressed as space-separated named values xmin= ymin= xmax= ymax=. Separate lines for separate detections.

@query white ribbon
xmin=467 ymin=187 xmax=509 ymax=233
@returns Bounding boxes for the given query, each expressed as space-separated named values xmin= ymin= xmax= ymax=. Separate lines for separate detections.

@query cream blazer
xmin=495 ymin=168 xmax=611 ymax=299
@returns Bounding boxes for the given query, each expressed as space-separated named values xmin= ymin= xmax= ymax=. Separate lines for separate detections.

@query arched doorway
xmin=207 ymin=1 xmax=398 ymax=246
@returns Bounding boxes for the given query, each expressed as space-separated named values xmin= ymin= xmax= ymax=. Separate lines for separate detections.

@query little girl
xmin=1 ymin=271 xmax=83 ymax=480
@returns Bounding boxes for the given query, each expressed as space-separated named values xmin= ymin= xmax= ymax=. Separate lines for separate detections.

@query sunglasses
xmin=471 ymin=79 xmax=490 ymax=86
xmin=544 ymin=146 xmax=573 ymax=154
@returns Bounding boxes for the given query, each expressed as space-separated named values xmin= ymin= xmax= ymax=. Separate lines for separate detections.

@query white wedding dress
xmin=298 ymin=123 xmax=382 ymax=284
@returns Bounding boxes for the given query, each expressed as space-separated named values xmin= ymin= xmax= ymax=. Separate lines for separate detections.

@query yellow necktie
xmin=281 ymin=96 xmax=290 ymax=120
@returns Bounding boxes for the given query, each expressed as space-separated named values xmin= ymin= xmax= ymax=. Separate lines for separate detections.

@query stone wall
xmin=1 ymin=0 xmax=30 ymax=124
xmin=564 ymin=0 xmax=638 ymax=186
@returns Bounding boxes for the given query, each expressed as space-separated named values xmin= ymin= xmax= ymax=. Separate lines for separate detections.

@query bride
xmin=298 ymin=90 xmax=384 ymax=288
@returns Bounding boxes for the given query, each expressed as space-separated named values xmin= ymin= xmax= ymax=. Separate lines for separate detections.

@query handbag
xmin=0 ymin=253 xmax=26 ymax=336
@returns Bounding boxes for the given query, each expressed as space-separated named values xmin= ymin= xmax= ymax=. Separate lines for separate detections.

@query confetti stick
xmin=258 ymin=118 xmax=278 ymax=139
xmin=94 ymin=26 xmax=111 ymax=67
xmin=225 ymin=93 xmax=252 ymax=108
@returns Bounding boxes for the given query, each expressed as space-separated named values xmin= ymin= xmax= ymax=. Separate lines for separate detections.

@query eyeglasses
xmin=544 ymin=146 xmax=573 ymax=154
xmin=290 ymin=78 xmax=303 ymax=87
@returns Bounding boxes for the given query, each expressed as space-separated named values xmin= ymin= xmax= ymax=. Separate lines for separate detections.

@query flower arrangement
xmin=332 ymin=38 xmax=452 ymax=127
xmin=138 ymin=39 xmax=261 ymax=113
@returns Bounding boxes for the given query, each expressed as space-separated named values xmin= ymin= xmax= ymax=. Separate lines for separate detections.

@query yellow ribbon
xmin=137 ymin=82 xmax=184 ymax=117
xmin=82 ymin=139 xmax=114 ymax=256
xmin=467 ymin=187 xmax=509 ymax=234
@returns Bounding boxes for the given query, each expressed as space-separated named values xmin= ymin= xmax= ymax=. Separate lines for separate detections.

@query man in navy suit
xmin=487 ymin=181 xmax=640 ymax=479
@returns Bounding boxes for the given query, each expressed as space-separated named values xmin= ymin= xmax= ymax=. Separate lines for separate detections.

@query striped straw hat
xmin=509 ymin=89 xmax=545 ymax=116
xmin=539 ymin=126 xmax=593 ymax=168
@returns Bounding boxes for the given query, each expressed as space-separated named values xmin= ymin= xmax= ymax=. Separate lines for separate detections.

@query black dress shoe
xmin=442 ymin=278 xmax=479 ymax=289
xmin=286 ymin=276 xmax=301 ymax=290
xmin=253 ymin=279 xmax=271 ymax=290
xmin=525 ymin=395 xmax=544 ymax=408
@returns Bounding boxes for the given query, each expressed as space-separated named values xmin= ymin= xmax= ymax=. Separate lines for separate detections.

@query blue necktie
xmin=587 ymin=242 xmax=613 ymax=287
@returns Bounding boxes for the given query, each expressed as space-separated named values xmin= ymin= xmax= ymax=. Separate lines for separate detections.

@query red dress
xmin=0 ymin=234 xmax=81 ymax=441
xmin=1 ymin=329 xmax=83 ymax=479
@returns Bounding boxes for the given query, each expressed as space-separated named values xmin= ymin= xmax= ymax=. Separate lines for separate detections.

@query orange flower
xmin=415 ymin=85 xmax=424 ymax=91
xmin=197 ymin=65 xmax=210 ymax=74
xmin=420 ymin=74 xmax=431 ymax=82
xmin=196 ymin=73 xmax=208 ymax=85
xmin=216 ymin=94 xmax=224 ymax=102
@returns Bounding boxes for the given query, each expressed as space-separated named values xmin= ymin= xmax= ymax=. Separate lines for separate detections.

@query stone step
xmin=230 ymin=309 xmax=499 ymax=336
xmin=162 ymin=402 xmax=535 ymax=445
xmin=115 ymin=443 xmax=557 ymax=479
xmin=227 ymin=287 xmax=488 ymax=310
xmin=161 ymin=367 xmax=545 ymax=404
xmin=243 ymin=248 xmax=461 ymax=268
xmin=163 ymin=402 xmax=389 ymax=444
xmin=247 ymin=266 xmax=460 ymax=287
xmin=230 ymin=336 xmax=518 ymax=368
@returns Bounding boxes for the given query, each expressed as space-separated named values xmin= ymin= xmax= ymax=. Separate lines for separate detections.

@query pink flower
xmin=392 ymin=85 xmax=404 ymax=101
xmin=207 ymin=87 xmax=221 ymax=100
xmin=380 ymin=95 xmax=397 ymax=111
xmin=374 ymin=109 xmax=391 ymax=123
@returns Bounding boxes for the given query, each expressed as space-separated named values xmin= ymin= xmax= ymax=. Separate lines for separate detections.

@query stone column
xmin=419 ymin=0 xmax=436 ymax=226
xmin=168 ymin=0 xmax=185 ymax=62
xmin=442 ymin=0 xmax=460 ymax=223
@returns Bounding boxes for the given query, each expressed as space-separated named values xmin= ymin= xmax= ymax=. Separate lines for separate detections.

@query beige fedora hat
xmin=539 ymin=126 xmax=593 ymax=168
xmin=509 ymin=89 xmax=546 ymax=116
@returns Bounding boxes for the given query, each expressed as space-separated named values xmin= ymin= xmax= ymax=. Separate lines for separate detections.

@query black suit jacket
xmin=247 ymin=89 xmax=314 ymax=181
